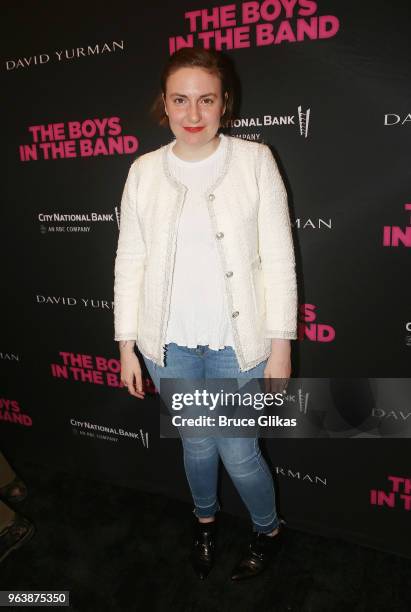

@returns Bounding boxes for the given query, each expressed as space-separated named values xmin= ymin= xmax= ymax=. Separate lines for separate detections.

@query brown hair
xmin=150 ymin=47 xmax=237 ymax=129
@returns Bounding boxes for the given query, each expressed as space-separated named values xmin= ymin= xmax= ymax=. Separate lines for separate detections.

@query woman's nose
xmin=187 ymin=103 xmax=201 ymax=123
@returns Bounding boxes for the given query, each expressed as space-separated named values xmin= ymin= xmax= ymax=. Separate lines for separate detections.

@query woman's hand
xmin=264 ymin=339 xmax=291 ymax=394
xmin=119 ymin=341 xmax=145 ymax=399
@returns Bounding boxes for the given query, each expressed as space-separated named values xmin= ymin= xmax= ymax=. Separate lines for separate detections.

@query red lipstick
xmin=183 ymin=127 xmax=205 ymax=132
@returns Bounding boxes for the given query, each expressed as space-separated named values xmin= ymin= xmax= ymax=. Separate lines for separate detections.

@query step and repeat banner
xmin=1 ymin=1 xmax=410 ymax=557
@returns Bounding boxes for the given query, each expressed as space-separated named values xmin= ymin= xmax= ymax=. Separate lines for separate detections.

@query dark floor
xmin=0 ymin=459 xmax=410 ymax=612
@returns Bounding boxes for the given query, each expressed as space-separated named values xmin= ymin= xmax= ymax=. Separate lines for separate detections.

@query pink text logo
xmin=383 ymin=203 xmax=411 ymax=247
xmin=0 ymin=398 xmax=32 ymax=427
xmin=51 ymin=351 xmax=155 ymax=392
xmin=370 ymin=475 xmax=411 ymax=511
xmin=169 ymin=1 xmax=340 ymax=53
xmin=19 ymin=117 xmax=138 ymax=162
xmin=298 ymin=303 xmax=335 ymax=342
xmin=51 ymin=351 xmax=126 ymax=388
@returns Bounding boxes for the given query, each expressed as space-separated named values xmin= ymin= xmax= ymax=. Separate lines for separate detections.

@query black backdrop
xmin=1 ymin=0 xmax=410 ymax=558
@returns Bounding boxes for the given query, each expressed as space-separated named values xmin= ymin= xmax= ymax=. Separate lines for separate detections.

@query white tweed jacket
xmin=113 ymin=134 xmax=298 ymax=372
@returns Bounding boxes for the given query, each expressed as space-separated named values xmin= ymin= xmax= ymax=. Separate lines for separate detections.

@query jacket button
xmin=216 ymin=232 xmax=224 ymax=239
xmin=208 ymin=193 xmax=215 ymax=201
xmin=232 ymin=311 xmax=239 ymax=318
xmin=225 ymin=271 xmax=233 ymax=278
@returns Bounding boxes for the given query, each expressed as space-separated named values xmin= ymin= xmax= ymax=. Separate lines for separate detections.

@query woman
xmin=114 ymin=47 xmax=298 ymax=581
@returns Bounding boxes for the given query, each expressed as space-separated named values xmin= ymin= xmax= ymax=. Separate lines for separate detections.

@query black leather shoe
xmin=231 ymin=525 xmax=284 ymax=581
xmin=189 ymin=519 xmax=216 ymax=580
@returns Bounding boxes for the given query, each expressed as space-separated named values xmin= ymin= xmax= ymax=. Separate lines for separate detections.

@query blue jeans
xmin=142 ymin=343 xmax=280 ymax=534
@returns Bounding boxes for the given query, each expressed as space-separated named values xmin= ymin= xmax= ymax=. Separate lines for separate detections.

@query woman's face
xmin=163 ymin=66 xmax=227 ymax=147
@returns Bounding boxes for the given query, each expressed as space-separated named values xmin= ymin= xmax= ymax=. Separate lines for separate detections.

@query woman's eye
xmin=172 ymin=97 xmax=213 ymax=105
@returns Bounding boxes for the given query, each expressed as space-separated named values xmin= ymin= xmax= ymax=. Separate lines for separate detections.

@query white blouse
xmin=164 ymin=133 xmax=235 ymax=350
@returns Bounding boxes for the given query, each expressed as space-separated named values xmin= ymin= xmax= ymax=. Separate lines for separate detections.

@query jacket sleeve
xmin=257 ymin=144 xmax=298 ymax=339
xmin=113 ymin=160 xmax=146 ymax=342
